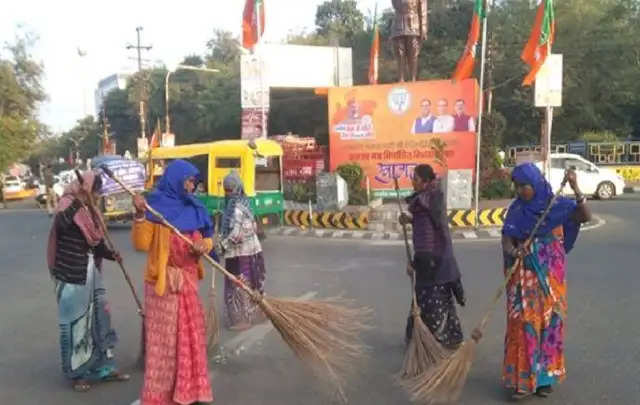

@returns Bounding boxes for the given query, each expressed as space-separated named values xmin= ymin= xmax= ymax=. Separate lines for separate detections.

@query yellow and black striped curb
xmin=284 ymin=208 xmax=507 ymax=229
xmin=447 ymin=208 xmax=508 ymax=227
xmin=269 ymin=216 xmax=601 ymax=240
xmin=284 ymin=210 xmax=368 ymax=230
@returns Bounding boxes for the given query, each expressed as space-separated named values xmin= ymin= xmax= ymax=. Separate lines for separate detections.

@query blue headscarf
xmin=221 ymin=171 xmax=252 ymax=238
xmin=146 ymin=159 xmax=213 ymax=237
xmin=502 ymin=163 xmax=580 ymax=252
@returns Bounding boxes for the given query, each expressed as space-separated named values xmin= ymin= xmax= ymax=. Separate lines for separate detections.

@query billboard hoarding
xmin=329 ymin=79 xmax=479 ymax=196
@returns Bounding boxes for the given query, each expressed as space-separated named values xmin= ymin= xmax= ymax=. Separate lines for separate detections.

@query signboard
xmin=161 ymin=133 xmax=175 ymax=148
xmin=535 ymin=54 xmax=563 ymax=107
xmin=444 ymin=169 xmax=473 ymax=210
xmin=94 ymin=158 xmax=146 ymax=196
xmin=253 ymin=44 xmax=353 ymax=88
xmin=241 ymin=108 xmax=269 ymax=140
xmin=137 ymin=137 xmax=149 ymax=158
xmin=316 ymin=172 xmax=348 ymax=211
xmin=241 ymin=54 xmax=270 ymax=108
xmin=329 ymin=79 xmax=479 ymax=197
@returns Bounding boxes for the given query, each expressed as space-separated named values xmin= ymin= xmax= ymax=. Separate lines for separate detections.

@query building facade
xmin=94 ymin=73 xmax=130 ymax=116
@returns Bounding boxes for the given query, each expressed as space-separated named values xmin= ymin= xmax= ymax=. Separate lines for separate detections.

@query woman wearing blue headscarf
xmin=131 ymin=160 xmax=214 ymax=405
xmin=498 ymin=163 xmax=591 ymax=401
xmin=219 ymin=171 xmax=266 ymax=331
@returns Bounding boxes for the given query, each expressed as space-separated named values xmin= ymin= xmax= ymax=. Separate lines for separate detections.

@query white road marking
xmin=462 ymin=231 xmax=478 ymax=239
xmin=487 ymin=228 xmax=502 ymax=238
xmin=581 ymin=215 xmax=605 ymax=231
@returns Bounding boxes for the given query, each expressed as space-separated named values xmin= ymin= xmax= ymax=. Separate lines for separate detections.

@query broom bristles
xmin=205 ymin=288 xmax=220 ymax=355
xmin=255 ymin=295 xmax=373 ymax=404
xmin=400 ymin=340 xmax=476 ymax=404
xmin=397 ymin=312 xmax=451 ymax=380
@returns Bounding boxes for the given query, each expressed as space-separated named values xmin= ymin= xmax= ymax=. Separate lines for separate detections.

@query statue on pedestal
xmin=391 ymin=0 xmax=428 ymax=82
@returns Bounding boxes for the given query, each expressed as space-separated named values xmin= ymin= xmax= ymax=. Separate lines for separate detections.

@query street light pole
xmin=165 ymin=70 xmax=173 ymax=137
xmin=164 ymin=65 xmax=220 ymax=139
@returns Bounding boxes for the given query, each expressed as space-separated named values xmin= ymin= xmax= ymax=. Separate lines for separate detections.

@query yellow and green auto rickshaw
xmin=147 ymin=139 xmax=284 ymax=226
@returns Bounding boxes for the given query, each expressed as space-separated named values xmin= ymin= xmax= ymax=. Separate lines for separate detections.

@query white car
xmin=3 ymin=176 xmax=24 ymax=193
xmin=536 ymin=153 xmax=626 ymax=200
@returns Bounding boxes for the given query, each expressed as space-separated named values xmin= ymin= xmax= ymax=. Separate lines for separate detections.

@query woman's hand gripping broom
xmin=400 ymin=178 xmax=569 ymax=404
xmin=102 ymin=165 xmax=373 ymax=404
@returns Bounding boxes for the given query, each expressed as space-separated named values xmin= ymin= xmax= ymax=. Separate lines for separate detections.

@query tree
xmin=315 ymin=0 xmax=365 ymax=45
xmin=206 ymin=30 xmax=241 ymax=69
xmin=0 ymin=31 xmax=46 ymax=173
xmin=181 ymin=54 xmax=204 ymax=67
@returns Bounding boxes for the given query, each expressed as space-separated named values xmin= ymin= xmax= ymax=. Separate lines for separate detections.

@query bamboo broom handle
xmin=75 ymin=170 xmax=144 ymax=314
xmin=475 ymin=179 xmax=568 ymax=334
xmin=101 ymin=166 xmax=258 ymax=299
xmin=393 ymin=177 xmax=419 ymax=311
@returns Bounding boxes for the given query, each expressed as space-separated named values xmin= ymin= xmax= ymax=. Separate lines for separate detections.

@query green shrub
xmin=284 ymin=179 xmax=316 ymax=203
xmin=479 ymin=168 xmax=514 ymax=200
xmin=336 ymin=163 xmax=367 ymax=206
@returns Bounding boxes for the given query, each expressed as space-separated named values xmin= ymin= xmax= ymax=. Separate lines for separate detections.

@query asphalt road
xmin=0 ymin=195 xmax=639 ymax=405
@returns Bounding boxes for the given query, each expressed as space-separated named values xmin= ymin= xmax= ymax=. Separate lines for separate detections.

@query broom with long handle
xmin=74 ymin=170 xmax=146 ymax=365
xmin=401 ymin=177 xmax=569 ymax=404
xmin=393 ymin=177 xmax=448 ymax=379
xmin=205 ymin=208 xmax=221 ymax=355
xmin=101 ymin=165 xmax=372 ymax=404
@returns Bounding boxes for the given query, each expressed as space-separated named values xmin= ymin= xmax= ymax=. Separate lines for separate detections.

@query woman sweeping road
xmin=47 ymin=170 xmax=129 ymax=392
xmin=399 ymin=164 xmax=466 ymax=350
xmin=132 ymin=160 xmax=214 ymax=405
xmin=219 ymin=171 xmax=267 ymax=331
xmin=500 ymin=163 xmax=591 ymax=400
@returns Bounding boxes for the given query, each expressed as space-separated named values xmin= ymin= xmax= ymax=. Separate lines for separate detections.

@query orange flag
xmin=521 ymin=0 xmax=555 ymax=86
xmin=452 ymin=0 xmax=485 ymax=82
xmin=242 ymin=0 xmax=265 ymax=50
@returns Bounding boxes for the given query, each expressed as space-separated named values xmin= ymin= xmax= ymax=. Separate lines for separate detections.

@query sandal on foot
xmin=72 ymin=380 xmax=91 ymax=392
xmin=535 ymin=386 xmax=553 ymax=398
xmin=102 ymin=371 xmax=131 ymax=383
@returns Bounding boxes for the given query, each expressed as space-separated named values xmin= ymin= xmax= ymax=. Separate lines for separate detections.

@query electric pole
xmin=126 ymin=26 xmax=152 ymax=72
xmin=126 ymin=26 xmax=152 ymax=140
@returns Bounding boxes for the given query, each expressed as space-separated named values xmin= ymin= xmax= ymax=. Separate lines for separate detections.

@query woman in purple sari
xmin=219 ymin=171 xmax=266 ymax=331
xmin=399 ymin=164 xmax=466 ymax=349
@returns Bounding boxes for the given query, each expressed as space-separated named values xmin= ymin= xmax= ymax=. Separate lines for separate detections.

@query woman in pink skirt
xmin=132 ymin=160 xmax=214 ymax=404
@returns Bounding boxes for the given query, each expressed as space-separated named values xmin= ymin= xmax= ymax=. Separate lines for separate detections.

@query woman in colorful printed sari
xmin=500 ymin=163 xmax=591 ymax=400
xmin=399 ymin=164 xmax=466 ymax=349
xmin=219 ymin=171 xmax=266 ymax=331
xmin=132 ymin=159 xmax=214 ymax=405
xmin=47 ymin=170 xmax=129 ymax=392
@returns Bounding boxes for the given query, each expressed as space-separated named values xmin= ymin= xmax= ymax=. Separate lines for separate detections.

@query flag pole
xmin=257 ymin=1 xmax=266 ymax=140
xmin=474 ymin=0 xmax=489 ymax=230
xmin=544 ymin=40 xmax=553 ymax=183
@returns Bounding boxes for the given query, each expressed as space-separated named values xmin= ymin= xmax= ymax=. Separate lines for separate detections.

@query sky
xmin=1 ymin=0 xmax=381 ymax=134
